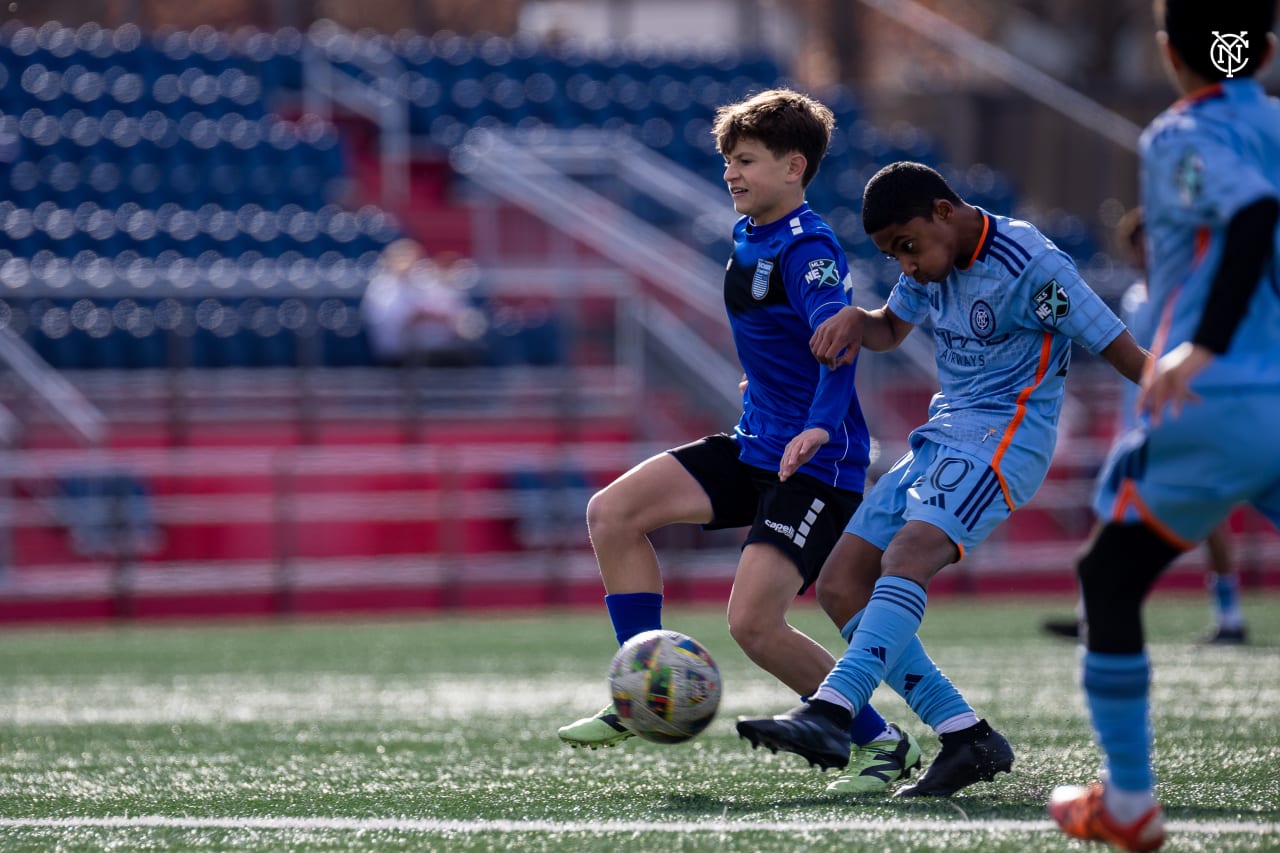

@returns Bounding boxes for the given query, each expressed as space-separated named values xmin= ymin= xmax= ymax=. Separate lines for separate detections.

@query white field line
xmin=0 ymin=816 xmax=1276 ymax=836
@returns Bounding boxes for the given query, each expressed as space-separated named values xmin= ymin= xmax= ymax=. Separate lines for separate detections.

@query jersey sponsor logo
xmin=763 ymin=518 xmax=796 ymax=538
xmin=751 ymin=259 xmax=774 ymax=300
xmin=1033 ymin=279 xmax=1070 ymax=324
xmin=934 ymin=328 xmax=1012 ymax=369
xmin=1175 ymin=149 xmax=1204 ymax=207
xmin=970 ymin=300 xmax=995 ymax=338
xmin=804 ymin=258 xmax=841 ymax=288
xmin=1210 ymin=31 xmax=1249 ymax=78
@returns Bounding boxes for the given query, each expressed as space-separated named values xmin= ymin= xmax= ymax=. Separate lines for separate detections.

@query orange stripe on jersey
xmin=957 ymin=213 xmax=990 ymax=271
xmin=1172 ymin=82 xmax=1225 ymax=112
xmin=1110 ymin=479 xmax=1194 ymax=551
xmin=988 ymin=332 xmax=1054 ymax=510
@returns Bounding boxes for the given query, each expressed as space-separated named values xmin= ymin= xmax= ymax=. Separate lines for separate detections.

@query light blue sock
xmin=843 ymin=608 xmax=973 ymax=730
xmin=604 ymin=592 xmax=662 ymax=646
xmin=837 ymin=610 xmax=893 ymax=745
xmin=819 ymin=576 xmax=926 ymax=711
xmin=1082 ymin=650 xmax=1154 ymax=793
xmin=884 ymin=636 xmax=974 ymax=729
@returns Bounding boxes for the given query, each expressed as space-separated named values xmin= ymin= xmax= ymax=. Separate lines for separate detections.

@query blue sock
xmin=1082 ymin=650 xmax=1154 ymax=793
xmin=884 ymin=635 xmax=973 ymax=729
xmin=604 ymin=592 xmax=663 ymax=646
xmin=820 ymin=576 xmax=926 ymax=711
xmin=836 ymin=609 xmax=892 ymax=744
xmin=850 ymin=703 xmax=888 ymax=745
xmin=1210 ymin=574 xmax=1243 ymax=625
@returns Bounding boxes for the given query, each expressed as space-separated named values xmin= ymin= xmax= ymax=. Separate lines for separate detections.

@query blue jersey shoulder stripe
xmin=992 ymin=231 xmax=1032 ymax=263
xmin=984 ymin=243 xmax=1024 ymax=278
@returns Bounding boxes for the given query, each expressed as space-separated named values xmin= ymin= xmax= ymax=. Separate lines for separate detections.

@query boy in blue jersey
xmin=558 ymin=89 xmax=929 ymax=794
xmin=1049 ymin=3 xmax=1280 ymax=851
xmin=735 ymin=161 xmax=1149 ymax=796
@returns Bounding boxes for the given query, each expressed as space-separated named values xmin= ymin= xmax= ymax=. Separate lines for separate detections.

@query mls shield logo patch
xmin=804 ymin=258 xmax=841 ymax=287
xmin=751 ymin=260 xmax=774 ymax=300
xmin=1175 ymin=149 xmax=1204 ymax=208
xmin=1033 ymin=280 xmax=1070 ymax=324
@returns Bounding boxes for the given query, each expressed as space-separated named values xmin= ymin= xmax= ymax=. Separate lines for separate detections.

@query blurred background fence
xmin=0 ymin=3 xmax=1276 ymax=621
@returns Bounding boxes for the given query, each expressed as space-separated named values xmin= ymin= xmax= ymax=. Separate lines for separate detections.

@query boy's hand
xmin=810 ymin=306 xmax=863 ymax=369
xmin=779 ymin=428 xmax=830 ymax=481
xmin=1138 ymin=341 xmax=1210 ymax=425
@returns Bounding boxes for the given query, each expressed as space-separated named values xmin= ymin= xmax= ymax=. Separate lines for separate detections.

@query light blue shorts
xmin=1094 ymin=388 xmax=1280 ymax=547
xmin=848 ymin=438 xmax=1012 ymax=558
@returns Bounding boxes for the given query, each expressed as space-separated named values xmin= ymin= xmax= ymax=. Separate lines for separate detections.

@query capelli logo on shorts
xmin=764 ymin=519 xmax=796 ymax=538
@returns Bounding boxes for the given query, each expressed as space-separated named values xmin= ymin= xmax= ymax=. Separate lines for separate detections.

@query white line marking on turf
xmin=0 ymin=816 xmax=1276 ymax=835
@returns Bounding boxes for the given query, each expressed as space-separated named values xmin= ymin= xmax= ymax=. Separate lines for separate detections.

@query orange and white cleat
xmin=1048 ymin=782 xmax=1165 ymax=852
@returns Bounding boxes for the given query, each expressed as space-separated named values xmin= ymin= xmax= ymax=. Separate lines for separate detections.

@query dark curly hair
xmin=861 ymin=161 xmax=962 ymax=235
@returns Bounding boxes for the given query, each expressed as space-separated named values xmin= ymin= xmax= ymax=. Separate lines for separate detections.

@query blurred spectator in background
xmin=1041 ymin=207 xmax=1249 ymax=645
xmin=361 ymin=239 xmax=488 ymax=367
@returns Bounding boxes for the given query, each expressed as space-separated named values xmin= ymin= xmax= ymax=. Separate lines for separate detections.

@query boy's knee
xmin=726 ymin=608 xmax=780 ymax=658
xmin=585 ymin=488 xmax=628 ymax=538
xmin=815 ymin=572 xmax=870 ymax=628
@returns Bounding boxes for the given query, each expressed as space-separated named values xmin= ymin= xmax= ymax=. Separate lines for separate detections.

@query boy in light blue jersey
xmin=736 ymin=161 xmax=1149 ymax=797
xmin=1049 ymin=3 xmax=1280 ymax=851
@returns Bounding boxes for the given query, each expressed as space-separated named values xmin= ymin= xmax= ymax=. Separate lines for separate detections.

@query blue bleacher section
xmin=0 ymin=21 xmax=1097 ymax=370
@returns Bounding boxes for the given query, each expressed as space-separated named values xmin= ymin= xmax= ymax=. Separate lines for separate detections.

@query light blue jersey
xmin=887 ymin=210 xmax=1125 ymax=507
xmin=1137 ymin=78 xmax=1280 ymax=387
xmin=1094 ymin=78 xmax=1280 ymax=545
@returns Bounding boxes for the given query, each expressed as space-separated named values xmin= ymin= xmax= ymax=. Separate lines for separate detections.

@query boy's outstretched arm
xmin=810 ymin=305 xmax=915 ymax=369
xmin=1099 ymin=330 xmax=1151 ymax=385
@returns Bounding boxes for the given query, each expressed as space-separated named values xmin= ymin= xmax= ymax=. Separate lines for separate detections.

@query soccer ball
xmin=608 ymin=629 xmax=721 ymax=743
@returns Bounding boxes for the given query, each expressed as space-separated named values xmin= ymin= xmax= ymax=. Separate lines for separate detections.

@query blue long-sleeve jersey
xmin=724 ymin=203 xmax=871 ymax=493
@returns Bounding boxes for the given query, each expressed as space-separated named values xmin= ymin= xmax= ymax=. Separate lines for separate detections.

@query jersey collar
xmin=957 ymin=208 xmax=993 ymax=271
xmin=745 ymin=202 xmax=810 ymax=240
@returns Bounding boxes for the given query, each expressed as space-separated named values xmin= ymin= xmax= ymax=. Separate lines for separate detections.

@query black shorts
xmin=668 ymin=434 xmax=863 ymax=593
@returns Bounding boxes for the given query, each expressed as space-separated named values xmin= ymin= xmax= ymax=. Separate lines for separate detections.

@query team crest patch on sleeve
xmin=804 ymin=258 xmax=841 ymax=287
xmin=1175 ymin=148 xmax=1204 ymax=208
xmin=751 ymin=260 xmax=774 ymax=299
xmin=1033 ymin=279 xmax=1070 ymax=323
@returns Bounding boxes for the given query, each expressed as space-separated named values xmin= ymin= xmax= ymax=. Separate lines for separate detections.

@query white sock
xmin=813 ymin=686 xmax=854 ymax=712
xmin=934 ymin=711 xmax=979 ymax=734
xmin=1104 ymin=782 xmax=1158 ymax=824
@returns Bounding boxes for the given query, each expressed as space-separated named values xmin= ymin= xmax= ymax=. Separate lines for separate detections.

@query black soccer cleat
xmin=1199 ymin=624 xmax=1247 ymax=645
xmin=1041 ymin=618 xmax=1081 ymax=640
xmin=735 ymin=700 xmax=852 ymax=771
xmin=894 ymin=718 xmax=1014 ymax=797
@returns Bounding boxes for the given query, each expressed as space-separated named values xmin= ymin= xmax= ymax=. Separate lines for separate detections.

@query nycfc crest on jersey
xmin=751 ymin=259 xmax=774 ymax=300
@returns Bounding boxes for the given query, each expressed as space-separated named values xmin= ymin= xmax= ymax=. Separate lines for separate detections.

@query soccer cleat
xmin=895 ymin=718 xmax=1014 ymax=797
xmin=1048 ymin=782 xmax=1166 ymax=852
xmin=557 ymin=704 xmax=635 ymax=749
xmin=1042 ymin=618 xmax=1082 ymax=640
xmin=1199 ymin=624 xmax=1247 ymax=645
xmin=826 ymin=723 xmax=923 ymax=794
xmin=735 ymin=700 xmax=851 ymax=770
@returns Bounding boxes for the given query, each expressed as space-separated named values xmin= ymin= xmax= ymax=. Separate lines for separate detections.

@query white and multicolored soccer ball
xmin=608 ymin=629 xmax=721 ymax=743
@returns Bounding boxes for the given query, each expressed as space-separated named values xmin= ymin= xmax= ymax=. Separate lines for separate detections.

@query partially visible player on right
xmin=1040 ymin=207 xmax=1251 ymax=646
xmin=1048 ymin=2 xmax=1280 ymax=851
